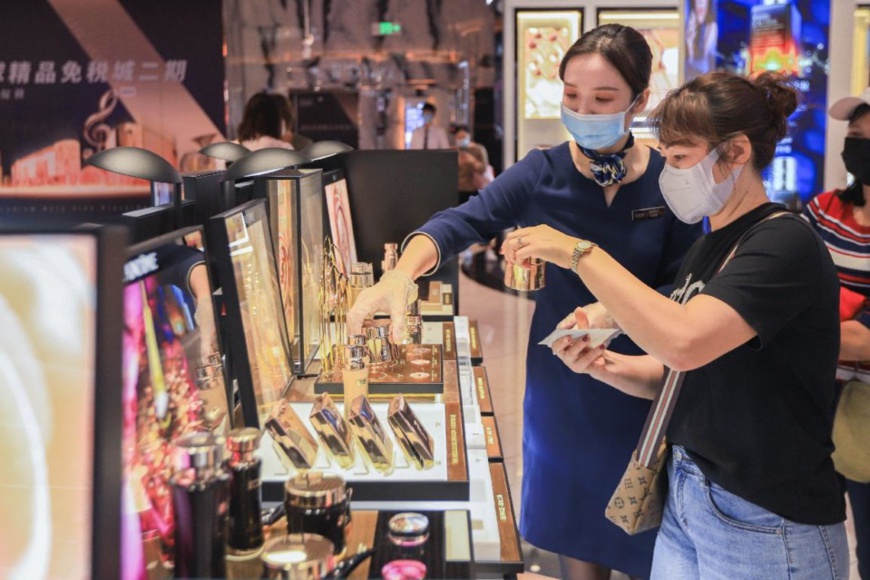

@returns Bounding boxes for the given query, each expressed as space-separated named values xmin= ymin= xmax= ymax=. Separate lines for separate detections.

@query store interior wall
xmin=223 ymin=0 xmax=498 ymax=152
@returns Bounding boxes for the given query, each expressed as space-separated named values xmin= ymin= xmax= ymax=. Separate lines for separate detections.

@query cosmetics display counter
xmin=227 ymin=507 xmax=475 ymax=579
xmin=344 ymin=316 xmax=524 ymax=578
xmin=259 ymin=363 xmax=471 ymax=502
xmin=246 ymin=315 xmax=522 ymax=578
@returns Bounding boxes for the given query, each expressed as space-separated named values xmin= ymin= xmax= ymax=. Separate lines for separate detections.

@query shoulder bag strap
xmin=636 ymin=210 xmax=790 ymax=467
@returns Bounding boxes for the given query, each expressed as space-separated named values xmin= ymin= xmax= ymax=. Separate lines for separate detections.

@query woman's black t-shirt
xmin=666 ymin=203 xmax=846 ymax=525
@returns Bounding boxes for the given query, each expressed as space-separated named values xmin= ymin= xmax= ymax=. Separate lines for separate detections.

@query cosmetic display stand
xmin=350 ymin=317 xmax=524 ymax=578
xmin=259 ymin=396 xmax=470 ymax=502
xmin=313 ymin=344 xmax=446 ymax=395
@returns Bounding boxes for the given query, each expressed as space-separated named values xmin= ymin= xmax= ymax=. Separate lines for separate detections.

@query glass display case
xmin=254 ymin=168 xmax=324 ymax=376
xmin=208 ymin=199 xmax=295 ymax=429
xmin=513 ymin=9 xmax=583 ymax=162
xmin=597 ymin=8 xmax=681 ymax=145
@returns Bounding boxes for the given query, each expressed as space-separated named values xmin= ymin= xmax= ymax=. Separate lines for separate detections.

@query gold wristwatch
xmin=570 ymin=239 xmax=597 ymax=272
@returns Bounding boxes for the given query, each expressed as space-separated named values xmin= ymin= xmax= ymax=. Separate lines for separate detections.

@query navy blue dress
xmin=416 ymin=143 xmax=702 ymax=577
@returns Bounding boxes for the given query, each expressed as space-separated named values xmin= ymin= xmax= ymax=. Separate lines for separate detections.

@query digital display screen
xmin=0 ymin=234 xmax=98 ymax=579
xmin=120 ymin=229 xmax=230 ymax=578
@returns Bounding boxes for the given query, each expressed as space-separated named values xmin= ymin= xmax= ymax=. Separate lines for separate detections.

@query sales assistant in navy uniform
xmin=507 ymin=70 xmax=847 ymax=580
xmin=346 ymin=24 xmax=703 ymax=580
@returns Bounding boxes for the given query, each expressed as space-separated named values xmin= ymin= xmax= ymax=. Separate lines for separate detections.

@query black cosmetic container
xmin=170 ymin=432 xmax=230 ymax=579
xmin=284 ymin=472 xmax=352 ymax=556
xmin=226 ymin=427 xmax=265 ymax=557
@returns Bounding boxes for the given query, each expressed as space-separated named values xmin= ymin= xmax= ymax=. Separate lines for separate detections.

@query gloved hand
xmin=347 ymin=269 xmax=419 ymax=343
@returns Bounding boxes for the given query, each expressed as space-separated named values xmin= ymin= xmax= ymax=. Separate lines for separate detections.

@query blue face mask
xmin=560 ymin=97 xmax=638 ymax=151
xmin=422 ymin=112 xmax=434 ymax=123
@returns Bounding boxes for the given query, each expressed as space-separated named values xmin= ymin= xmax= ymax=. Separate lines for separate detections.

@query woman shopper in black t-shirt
xmin=503 ymin=71 xmax=848 ymax=578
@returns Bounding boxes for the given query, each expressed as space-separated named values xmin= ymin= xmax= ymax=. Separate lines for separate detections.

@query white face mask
xmin=658 ymin=148 xmax=743 ymax=224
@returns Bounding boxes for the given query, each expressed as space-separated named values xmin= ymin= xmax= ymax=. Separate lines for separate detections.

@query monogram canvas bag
xmin=605 ymin=370 xmax=684 ymax=535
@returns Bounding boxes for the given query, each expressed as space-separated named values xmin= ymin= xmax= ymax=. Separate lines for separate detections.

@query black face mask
xmin=842 ymin=137 xmax=870 ymax=184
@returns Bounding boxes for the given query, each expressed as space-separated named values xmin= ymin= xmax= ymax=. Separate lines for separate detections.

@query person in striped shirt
xmin=803 ymin=86 xmax=870 ymax=580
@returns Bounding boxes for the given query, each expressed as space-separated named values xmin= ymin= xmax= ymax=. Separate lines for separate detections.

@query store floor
xmin=457 ymin=249 xmax=861 ymax=580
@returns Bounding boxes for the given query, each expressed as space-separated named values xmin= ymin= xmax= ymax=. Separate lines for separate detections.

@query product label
xmin=496 ymin=494 xmax=507 ymax=521
xmin=476 ymin=377 xmax=486 ymax=402
xmin=448 ymin=413 xmax=459 ymax=465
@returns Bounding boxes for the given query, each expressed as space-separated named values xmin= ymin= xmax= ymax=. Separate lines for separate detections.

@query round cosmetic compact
xmin=387 ymin=512 xmax=430 ymax=547
xmin=380 ymin=559 xmax=427 ymax=580
xmin=503 ymin=257 xmax=546 ymax=291
xmin=261 ymin=533 xmax=335 ymax=579
xmin=284 ymin=472 xmax=352 ymax=556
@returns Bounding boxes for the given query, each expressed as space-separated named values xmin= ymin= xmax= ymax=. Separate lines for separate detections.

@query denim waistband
xmin=671 ymin=444 xmax=704 ymax=477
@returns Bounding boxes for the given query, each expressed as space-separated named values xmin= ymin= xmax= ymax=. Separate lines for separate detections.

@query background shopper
xmin=509 ymin=70 xmax=847 ymax=579
xmin=803 ymin=86 xmax=870 ymax=580
xmin=408 ymin=102 xmax=451 ymax=150
xmin=349 ymin=24 xmax=703 ymax=580
xmin=236 ymin=92 xmax=296 ymax=151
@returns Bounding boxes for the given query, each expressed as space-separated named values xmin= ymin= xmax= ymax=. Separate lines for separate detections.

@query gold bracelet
xmin=570 ymin=239 xmax=597 ymax=273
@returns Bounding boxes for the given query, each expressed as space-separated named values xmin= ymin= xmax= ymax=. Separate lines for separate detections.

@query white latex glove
xmin=347 ymin=270 xmax=419 ymax=343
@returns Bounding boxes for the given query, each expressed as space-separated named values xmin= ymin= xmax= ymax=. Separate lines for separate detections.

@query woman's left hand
xmin=502 ymin=225 xmax=577 ymax=269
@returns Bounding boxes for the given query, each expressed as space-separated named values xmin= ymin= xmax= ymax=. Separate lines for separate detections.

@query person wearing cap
xmin=802 ymin=87 xmax=870 ymax=580
xmin=409 ymin=103 xmax=450 ymax=150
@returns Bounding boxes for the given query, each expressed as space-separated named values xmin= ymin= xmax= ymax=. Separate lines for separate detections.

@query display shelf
xmin=419 ymin=279 xmax=456 ymax=318
xmin=348 ymin=509 xmax=473 ymax=579
xmin=421 ymin=320 xmax=457 ymax=362
xmin=473 ymin=366 xmax=495 ymax=416
xmin=313 ymin=344 xmax=444 ymax=395
xmin=226 ymin=508 xmax=473 ymax=579
xmin=475 ymin=462 xmax=524 ymax=576
xmin=260 ymin=399 xmax=469 ymax=502
xmin=352 ymin=447 xmax=501 ymax=564
xmin=468 ymin=319 xmax=484 ymax=364
xmin=263 ymin=318 xmax=523 ymax=576
xmin=482 ymin=416 xmax=503 ymax=463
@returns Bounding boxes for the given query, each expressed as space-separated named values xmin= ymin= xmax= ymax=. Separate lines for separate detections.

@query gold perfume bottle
xmin=342 ymin=344 xmax=369 ymax=420
xmin=402 ymin=299 xmax=422 ymax=345
xmin=381 ymin=243 xmax=399 ymax=273
xmin=310 ymin=393 xmax=356 ymax=469
xmin=364 ymin=321 xmax=400 ymax=366
xmin=387 ymin=394 xmax=435 ymax=470
xmin=347 ymin=262 xmax=374 ymax=309
xmin=265 ymin=399 xmax=319 ymax=470
xmin=348 ymin=395 xmax=395 ymax=475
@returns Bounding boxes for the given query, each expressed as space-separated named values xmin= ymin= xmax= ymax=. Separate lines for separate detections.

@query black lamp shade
xmin=222 ymin=147 xmax=308 ymax=181
xmin=86 ymin=146 xmax=181 ymax=184
xmin=199 ymin=141 xmax=251 ymax=163
xmin=301 ymin=140 xmax=353 ymax=162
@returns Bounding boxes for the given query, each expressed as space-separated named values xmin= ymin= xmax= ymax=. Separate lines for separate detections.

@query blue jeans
xmin=847 ymin=478 xmax=870 ymax=579
xmin=651 ymin=445 xmax=849 ymax=579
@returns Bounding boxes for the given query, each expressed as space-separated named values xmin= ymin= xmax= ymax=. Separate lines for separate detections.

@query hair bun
xmin=753 ymin=72 xmax=798 ymax=141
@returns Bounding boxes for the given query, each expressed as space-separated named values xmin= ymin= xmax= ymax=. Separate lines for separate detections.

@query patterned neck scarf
xmin=576 ymin=133 xmax=635 ymax=187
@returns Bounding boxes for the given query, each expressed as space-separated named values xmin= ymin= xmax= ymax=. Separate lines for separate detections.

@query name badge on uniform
xmin=632 ymin=206 xmax=666 ymax=221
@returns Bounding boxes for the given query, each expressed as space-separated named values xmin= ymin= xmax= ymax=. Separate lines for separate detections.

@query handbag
xmin=605 ymin=210 xmax=790 ymax=535
xmin=832 ymin=378 xmax=870 ymax=483
xmin=605 ymin=369 xmax=684 ymax=534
